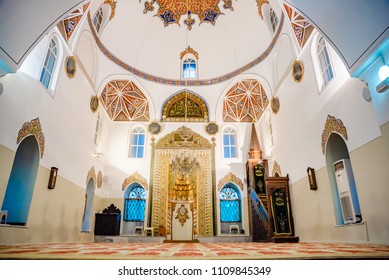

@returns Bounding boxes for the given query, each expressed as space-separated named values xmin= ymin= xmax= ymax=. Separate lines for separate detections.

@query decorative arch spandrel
xmin=321 ymin=115 xmax=348 ymax=154
xmin=17 ymin=118 xmax=45 ymax=158
xmin=122 ymin=171 xmax=149 ymax=191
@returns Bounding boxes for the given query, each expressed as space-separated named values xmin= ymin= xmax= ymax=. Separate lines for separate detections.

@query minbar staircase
xmin=250 ymin=189 xmax=271 ymax=242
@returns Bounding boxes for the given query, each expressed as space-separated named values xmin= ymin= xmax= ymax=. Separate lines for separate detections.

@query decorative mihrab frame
xmin=65 ymin=56 xmax=76 ymax=78
xmin=148 ymin=122 xmax=162 ymax=135
xmin=205 ymin=122 xmax=219 ymax=135
xmin=292 ymin=60 xmax=304 ymax=83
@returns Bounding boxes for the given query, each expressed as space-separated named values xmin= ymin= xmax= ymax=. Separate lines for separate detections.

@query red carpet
xmin=1 ymin=242 xmax=389 ymax=259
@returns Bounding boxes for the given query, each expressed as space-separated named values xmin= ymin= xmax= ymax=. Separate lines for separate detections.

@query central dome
xmin=95 ymin=0 xmax=280 ymax=82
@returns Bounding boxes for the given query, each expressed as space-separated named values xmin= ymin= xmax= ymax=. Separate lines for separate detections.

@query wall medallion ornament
xmin=321 ymin=115 xmax=348 ymax=154
xmin=292 ymin=60 xmax=304 ymax=83
xmin=17 ymin=118 xmax=45 ymax=158
xmin=271 ymin=96 xmax=280 ymax=114
xmin=205 ymin=122 xmax=219 ymax=135
xmin=175 ymin=205 xmax=190 ymax=226
xmin=90 ymin=95 xmax=99 ymax=113
xmin=148 ymin=122 xmax=162 ymax=135
xmin=65 ymin=56 xmax=76 ymax=78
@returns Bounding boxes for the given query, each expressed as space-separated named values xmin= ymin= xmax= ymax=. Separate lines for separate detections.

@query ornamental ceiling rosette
xmin=223 ymin=79 xmax=269 ymax=122
xmin=142 ymin=0 xmax=234 ymax=30
xmin=100 ymin=80 xmax=150 ymax=121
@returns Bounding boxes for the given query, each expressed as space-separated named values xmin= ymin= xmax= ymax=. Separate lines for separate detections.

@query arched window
xmin=182 ymin=58 xmax=197 ymax=79
xmin=93 ymin=7 xmax=104 ymax=33
xmin=180 ymin=47 xmax=199 ymax=79
xmin=220 ymin=185 xmax=241 ymax=222
xmin=270 ymin=8 xmax=278 ymax=33
xmin=318 ymin=36 xmax=334 ymax=86
xmin=129 ymin=127 xmax=146 ymax=158
xmin=94 ymin=112 xmax=101 ymax=146
xmin=39 ymin=38 xmax=58 ymax=95
xmin=124 ymin=186 xmax=146 ymax=221
xmin=222 ymin=127 xmax=237 ymax=158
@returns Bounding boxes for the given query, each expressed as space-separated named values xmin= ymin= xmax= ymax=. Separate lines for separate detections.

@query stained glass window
xmin=318 ymin=36 xmax=334 ymax=86
xmin=129 ymin=127 xmax=145 ymax=158
xmin=124 ymin=186 xmax=146 ymax=221
xmin=223 ymin=127 xmax=237 ymax=158
xmin=220 ymin=186 xmax=241 ymax=222
xmin=40 ymin=38 xmax=58 ymax=94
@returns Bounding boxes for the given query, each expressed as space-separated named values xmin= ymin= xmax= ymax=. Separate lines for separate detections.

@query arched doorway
xmin=81 ymin=178 xmax=95 ymax=232
xmin=325 ymin=133 xmax=362 ymax=225
xmin=1 ymin=135 xmax=40 ymax=225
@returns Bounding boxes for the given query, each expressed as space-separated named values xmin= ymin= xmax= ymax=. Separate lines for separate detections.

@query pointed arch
xmin=85 ymin=166 xmax=97 ymax=189
xmin=321 ymin=115 xmax=348 ymax=154
xmin=17 ymin=118 xmax=45 ymax=158
xmin=272 ymin=161 xmax=282 ymax=177
xmin=161 ymin=91 xmax=209 ymax=122
xmin=217 ymin=172 xmax=244 ymax=192
xmin=122 ymin=171 xmax=149 ymax=191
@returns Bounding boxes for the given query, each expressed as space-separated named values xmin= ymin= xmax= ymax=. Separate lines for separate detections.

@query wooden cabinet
xmin=265 ymin=176 xmax=299 ymax=242
xmin=94 ymin=204 xmax=121 ymax=236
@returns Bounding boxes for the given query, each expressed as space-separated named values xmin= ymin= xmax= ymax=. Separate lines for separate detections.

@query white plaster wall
xmin=0 ymin=29 xmax=109 ymax=196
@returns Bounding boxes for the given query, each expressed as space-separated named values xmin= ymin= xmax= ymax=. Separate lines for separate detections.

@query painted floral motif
xmin=217 ymin=172 xmax=244 ymax=191
xmin=142 ymin=0 xmax=234 ymax=30
xmin=122 ymin=171 xmax=149 ymax=191
xmin=321 ymin=115 xmax=348 ymax=154
xmin=17 ymin=118 xmax=45 ymax=158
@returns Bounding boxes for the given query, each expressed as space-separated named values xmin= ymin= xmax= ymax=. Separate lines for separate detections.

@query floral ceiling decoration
xmin=223 ymin=79 xmax=269 ymax=122
xmin=100 ymin=80 xmax=150 ymax=122
xmin=142 ymin=0 xmax=235 ymax=30
xmin=283 ymin=2 xmax=314 ymax=48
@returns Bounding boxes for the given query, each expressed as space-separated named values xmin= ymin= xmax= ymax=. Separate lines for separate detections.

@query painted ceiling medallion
xmin=142 ymin=0 xmax=234 ymax=30
xmin=223 ymin=79 xmax=269 ymax=122
xmin=100 ymin=80 xmax=150 ymax=122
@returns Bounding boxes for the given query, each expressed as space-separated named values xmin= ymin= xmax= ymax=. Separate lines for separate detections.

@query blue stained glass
xmin=220 ymin=186 xmax=241 ymax=222
xmin=124 ymin=186 xmax=146 ymax=221
xmin=220 ymin=200 xmax=240 ymax=222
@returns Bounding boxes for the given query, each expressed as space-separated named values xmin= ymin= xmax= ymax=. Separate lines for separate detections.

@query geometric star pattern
xmin=283 ymin=2 xmax=314 ymax=48
xmin=62 ymin=3 xmax=90 ymax=41
xmin=100 ymin=80 xmax=150 ymax=122
xmin=223 ymin=79 xmax=269 ymax=122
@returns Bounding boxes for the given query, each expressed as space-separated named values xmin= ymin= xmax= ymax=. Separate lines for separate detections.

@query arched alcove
xmin=325 ymin=133 xmax=362 ymax=225
xmin=122 ymin=183 xmax=147 ymax=235
xmin=1 ymin=135 xmax=40 ymax=225
xmin=81 ymin=178 xmax=95 ymax=232
xmin=219 ymin=183 xmax=242 ymax=235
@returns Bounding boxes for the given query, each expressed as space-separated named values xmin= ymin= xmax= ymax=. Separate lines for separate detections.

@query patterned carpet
xmin=1 ymin=242 xmax=389 ymax=259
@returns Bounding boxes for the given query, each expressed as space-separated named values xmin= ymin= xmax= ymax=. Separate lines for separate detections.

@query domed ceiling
xmin=92 ymin=0 xmax=283 ymax=84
